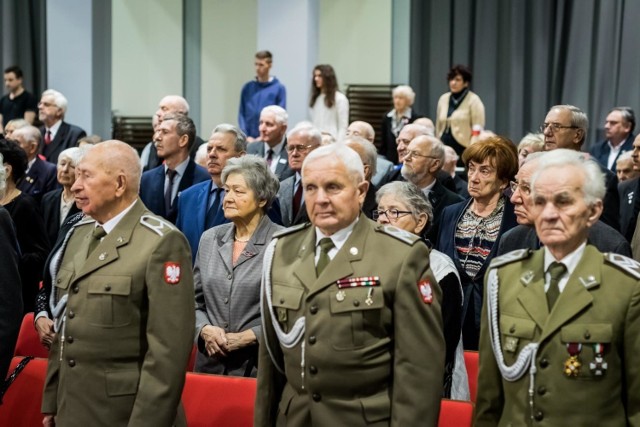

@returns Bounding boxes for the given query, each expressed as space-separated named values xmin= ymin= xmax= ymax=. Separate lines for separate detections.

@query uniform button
xmin=223 ymin=322 xmax=229 ymax=329
xmin=227 ymin=274 xmax=232 ymax=280
xmin=308 ymin=336 xmax=316 ymax=345
xmin=584 ymin=331 xmax=591 ymax=339
xmin=309 ymin=365 xmax=318 ymax=375
xmin=279 ymin=297 xmax=285 ymax=304
xmin=539 ymin=358 xmax=548 ymax=368
xmin=57 ymin=278 xmax=61 ymax=284
xmin=309 ymin=305 xmax=318 ymax=315
xmin=312 ymin=393 xmax=321 ymax=402
xmin=534 ymin=411 xmax=544 ymax=421
xmin=105 ymin=285 xmax=111 ymax=291
xmin=224 ymin=298 xmax=229 ymax=304
xmin=72 ymin=286 xmax=79 ymax=293
xmin=509 ymin=325 xmax=516 ymax=333
xmin=353 ymin=300 xmax=360 ymax=307
xmin=68 ymin=311 xmax=75 ymax=319
xmin=67 ymin=336 xmax=74 ymax=344
xmin=537 ymin=386 xmax=546 ymax=395
xmin=68 ymin=359 xmax=76 ymax=367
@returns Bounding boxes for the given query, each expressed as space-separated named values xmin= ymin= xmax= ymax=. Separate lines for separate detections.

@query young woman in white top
xmin=309 ymin=64 xmax=349 ymax=141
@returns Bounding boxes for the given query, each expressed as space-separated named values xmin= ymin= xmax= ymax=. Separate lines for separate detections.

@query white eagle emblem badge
xmin=417 ymin=279 xmax=433 ymax=304
xmin=164 ymin=262 xmax=181 ymax=285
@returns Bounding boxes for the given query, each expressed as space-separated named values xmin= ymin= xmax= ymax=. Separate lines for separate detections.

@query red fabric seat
xmin=464 ymin=350 xmax=479 ymax=403
xmin=182 ymin=372 xmax=256 ymax=427
xmin=438 ymin=398 xmax=474 ymax=427
xmin=186 ymin=345 xmax=197 ymax=372
xmin=0 ymin=357 xmax=48 ymax=426
xmin=14 ymin=313 xmax=49 ymax=358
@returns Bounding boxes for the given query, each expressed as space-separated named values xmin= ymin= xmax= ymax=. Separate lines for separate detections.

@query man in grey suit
xmin=277 ymin=123 xmax=321 ymax=227
xmin=246 ymin=105 xmax=294 ymax=181
xmin=498 ymin=151 xmax=631 ymax=256
xmin=346 ymin=120 xmax=394 ymax=188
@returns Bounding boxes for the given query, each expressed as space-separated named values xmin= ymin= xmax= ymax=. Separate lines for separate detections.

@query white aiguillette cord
xmin=486 ymin=268 xmax=540 ymax=420
xmin=260 ymin=238 xmax=307 ymax=386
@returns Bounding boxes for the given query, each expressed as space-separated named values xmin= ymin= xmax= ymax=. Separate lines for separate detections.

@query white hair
xmin=392 ymin=85 xmax=416 ymax=105
xmin=261 ymin=105 xmax=288 ymax=125
xmin=344 ymin=136 xmax=378 ymax=178
xmin=302 ymin=143 xmax=364 ymax=184
xmin=42 ymin=89 xmax=68 ymax=114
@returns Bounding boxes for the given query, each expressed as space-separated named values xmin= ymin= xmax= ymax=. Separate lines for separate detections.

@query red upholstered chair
xmin=14 ymin=312 xmax=49 ymax=358
xmin=0 ymin=357 xmax=48 ymax=427
xmin=464 ymin=350 xmax=479 ymax=403
xmin=186 ymin=345 xmax=197 ymax=372
xmin=438 ymin=399 xmax=474 ymax=427
xmin=182 ymin=372 xmax=256 ymax=427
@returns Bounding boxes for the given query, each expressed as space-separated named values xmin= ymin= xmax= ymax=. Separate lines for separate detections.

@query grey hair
xmin=212 ymin=123 xmax=247 ymax=153
xmin=428 ymin=136 xmax=445 ymax=163
xmin=611 ymin=106 xmax=635 ymax=133
xmin=344 ymin=136 xmax=378 ymax=178
xmin=287 ymin=122 xmax=322 ymax=146
xmin=347 ymin=121 xmax=375 ymax=142
xmin=617 ymin=150 xmax=634 ymax=163
xmin=42 ymin=89 xmax=68 ymax=114
xmin=530 ymin=149 xmax=605 ymax=206
xmin=12 ymin=125 xmax=41 ymax=145
xmin=163 ymin=113 xmax=196 ymax=148
xmin=221 ymin=155 xmax=280 ymax=211
xmin=550 ymin=105 xmax=589 ymax=144
xmin=518 ymin=133 xmax=544 ymax=152
xmin=521 ymin=151 xmax=545 ymax=166
xmin=392 ymin=85 xmax=416 ymax=105
xmin=444 ymin=145 xmax=458 ymax=162
xmin=302 ymin=143 xmax=364 ymax=185
xmin=58 ymin=147 xmax=83 ymax=167
xmin=376 ymin=181 xmax=433 ymax=227
xmin=0 ymin=153 xmax=5 ymax=197
xmin=261 ymin=105 xmax=288 ymax=125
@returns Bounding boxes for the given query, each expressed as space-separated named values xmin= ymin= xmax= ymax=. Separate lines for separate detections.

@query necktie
xmin=205 ymin=188 xmax=226 ymax=229
xmin=266 ymin=149 xmax=274 ymax=167
xmin=44 ymin=130 xmax=52 ymax=145
xmin=87 ymin=226 xmax=106 ymax=259
xmin=316 ymin=238 xmax=335 ymax=277
xmin=292 ymin=182 xmax=303 ymax=220
xmin=546 ymin=262 xmax=567 ymax=310
xmin=164 ymin=169 xmax=178 ymax=214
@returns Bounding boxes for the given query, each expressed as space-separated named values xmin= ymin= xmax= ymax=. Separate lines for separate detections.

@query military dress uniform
xmin=475 ymin=245 xmax=640 ymax=427
xmin=255 ymin=214 xmax=445 ymax=427
xmin=42 ymin=201 xmax=195 ymax=427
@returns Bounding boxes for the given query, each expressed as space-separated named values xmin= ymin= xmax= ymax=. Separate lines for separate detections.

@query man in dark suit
xmin=385 ymin=123 xmax=433 ymax=183
xmin=246 ymin=105 xmax=294 ymax=181
xmin=13 ymin=125 xmax=57 ymax=202
xmin=498 ymin=152 xmax=631 ymax=256
xmin=38 ymin=89 xmax=86 ymax=163
xmin=346 ymin=121 xmax=395 ymax=189
xmin=619 ymin=134 xmax=640 ymax=242
xmin=401 ymin=135 xmax=463 ymax=246
xmin=589 ymin=107 xmax=635 ymax=172
xmin=139 ymin=114 xmax=209 ymax=223
xmin=277 ymin=124 xmax=321 ymax=227
xmin=542 ymin=104 xmax=620 ymax=231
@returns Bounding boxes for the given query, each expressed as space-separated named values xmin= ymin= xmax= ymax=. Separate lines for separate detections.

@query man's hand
xmin=224 ymin=330 xmax=257 ymax=352
xmin=35 ymin=317 xmax=55 ymax=348
xmin=42 ymin=414 xmax=55 ymax=426
xmin=200 ymin=325 xmax=228 ymax=357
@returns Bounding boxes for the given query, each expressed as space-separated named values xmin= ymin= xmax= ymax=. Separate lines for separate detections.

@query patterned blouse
xmin=455 ymin=197 xmax=505 ymax=279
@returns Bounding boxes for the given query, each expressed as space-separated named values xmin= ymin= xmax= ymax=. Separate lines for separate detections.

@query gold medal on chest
xmin=564 ymin=343 xmax=583 ymax=377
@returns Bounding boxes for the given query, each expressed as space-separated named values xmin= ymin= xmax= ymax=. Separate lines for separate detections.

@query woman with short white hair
xmin=381 ymin=84 xmax=423 ymax=164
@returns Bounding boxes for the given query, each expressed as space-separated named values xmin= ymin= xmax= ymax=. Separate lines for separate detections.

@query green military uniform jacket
xmin=475 ymin=245 xmax=640 ymax=426
xmin=255 ymin=215 xmax=445 ymax=427
xmin=42 ymin=200 xmax=195 ymax=427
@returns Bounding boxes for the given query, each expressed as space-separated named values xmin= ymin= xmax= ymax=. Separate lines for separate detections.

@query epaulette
xmin=75 ymin=216 xmax=95 ymax=227
xmin=490 ymin=249 xmax=531 ymax=268
xmin=140 ymin=214 xmax=176 ymax=237
xmin=604 ymin=253 xmax=640 ymax=280
xmin=376 ymin=225 xmax=420 ymax=245
xmin=273 ymin=222 xmax=311 ymax=238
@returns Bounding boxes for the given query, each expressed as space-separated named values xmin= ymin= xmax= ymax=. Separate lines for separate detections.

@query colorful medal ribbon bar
xmin=336 ymin=276 xmax=381 ymax=288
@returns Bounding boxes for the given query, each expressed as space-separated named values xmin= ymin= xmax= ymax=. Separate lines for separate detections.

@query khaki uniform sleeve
xmin=625 ymin=279 xmax=640 ymax=426
xmin=391 ymin=242 xmax=445 ymax=427
xmin=42 ymin=337 xmax=61 ymax=414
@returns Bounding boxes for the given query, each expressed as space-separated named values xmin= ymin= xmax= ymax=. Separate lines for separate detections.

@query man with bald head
xmin=42 ymin=140 xmax=194 ymax=427
xmin=347 ymin=120 xmax=394 ymax=188
xmin=13 ymin=125 xmax=57 ymax=201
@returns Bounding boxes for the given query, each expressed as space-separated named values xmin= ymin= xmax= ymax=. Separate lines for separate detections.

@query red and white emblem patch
xmin=164 ymin=262 xmax=181 ymax=285
xmin=417 ymin=279 xmax=433 ymax=304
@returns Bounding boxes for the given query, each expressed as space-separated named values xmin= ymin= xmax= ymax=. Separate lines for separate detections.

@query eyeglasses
xmin=404 ymin=150 xmax=438 ymax=161
xmin=286 ymin=144 xmax=314 ymax=153
xmin=539 ymin=123 xmax=578 ymax=133
xmin=372 ymin=209 xmax=412 ymax=221
xmin=509 ymin=180 xmax=531 ymax=195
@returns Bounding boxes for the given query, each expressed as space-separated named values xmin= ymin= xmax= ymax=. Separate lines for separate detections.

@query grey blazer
xmin=277 ymin=174 xmax=309 ymax=227
xmin=193 ymin=215 xmax=282 ymax=376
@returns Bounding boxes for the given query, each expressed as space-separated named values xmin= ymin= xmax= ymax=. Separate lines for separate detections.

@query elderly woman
xmin=194 ymin=155 xmax=281 ymax=376
xmin=436 ymin=136 xmax=518 ymax=350
xmin=381 ymin=85 xmax=421 ymax=164
xmin=41 ymin=147 xmax=83 ymax=245
xmin=517 ymin=132 xmax=544 ymax=167
xmin=0 ymin=139 xmax=49 ymax=314
xmin=309 ymin=64 xmax=349 ymax=141
xmin=3 ymin=118 xmax=28 ymax=139
xmin=436 ymin=65 xmax=485 ymax=161
xmin=375 ymin=181 xmax=468 ymax=400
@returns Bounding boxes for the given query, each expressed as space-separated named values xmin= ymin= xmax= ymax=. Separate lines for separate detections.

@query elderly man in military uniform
xmin=255 ymin=143 xmax=445 ymax=426
xmin=475 ymin=149 xmax=640 ymax=426
xmin=42 ymin=141 xmax=195 ymax=427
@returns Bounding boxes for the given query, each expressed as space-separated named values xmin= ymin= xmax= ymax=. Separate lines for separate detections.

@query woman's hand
xmin=224 ymin=330 xmax=257 ymax=352
xmin=35 ymin=317 xmax=56 ymax=348
xmin=200 ymin=325 xmax=228 ymax=357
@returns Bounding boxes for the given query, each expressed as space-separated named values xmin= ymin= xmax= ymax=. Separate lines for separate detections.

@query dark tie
xmin=44 ymin=130 xmax=52 ymax=145
xmin=87 ymin=226 xmax=106 ymax=259
xmin=316 ymin=238 xmax=335 ymax=277
xmin=292 ymin=182 xmax=303 ymax=220
xmin=546 ymin=262 xmax=567 ymax=310
xmin=164 ymin=169 xmax=178 ymax=214
xmin=205 ymin=188 xmax=226 ymax=230
xmin=266 ymin=149 xmax=274 ymax=167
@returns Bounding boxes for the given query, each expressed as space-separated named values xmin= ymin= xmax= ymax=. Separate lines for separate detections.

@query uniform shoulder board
xmin=75 ymin=216 xmax=95 ymax=227
xmin=490 ymin=249 xmax=531 ymax=268
xmin=377 ymin=225 xmax=420 ymax=245
xmin=604 ymin=253 xmax=640 ymax=279
xmin=140 ymin=214 xmax=176 ymax=236
xmin=273 ymin=222 xmax=311 ymax=238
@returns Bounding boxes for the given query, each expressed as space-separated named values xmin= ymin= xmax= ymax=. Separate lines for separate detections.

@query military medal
xmin=589 ymin=343 xmax=608 ymax=376
xmin=336 ymin=290 xmax=346 ymax=302
xmin=564 ymin=343 xmax=582 ymax=377
xmin=336 ymin=276 xmax=380 ymax=288
xmin=365 ymin=288 xmax=374 ymax=306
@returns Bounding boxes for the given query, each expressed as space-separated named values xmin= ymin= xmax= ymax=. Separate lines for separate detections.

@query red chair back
xmin=14 ymin=313 xmax=49 ymax=358
xmin=186 ymin=345 xmax=197 ymax=372
xmin=182 ymin=372 xmax=256 ymax=427
xmin=464 ymin=350 xmax=479 ymax=403
xmin=438 ymin=399 xmax=474 ymax=427
xmin=0 ymin=357 xmax=48 ymax=427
